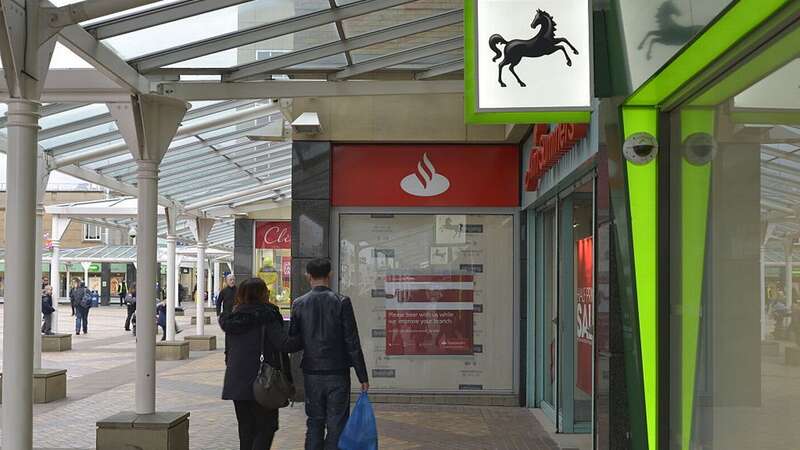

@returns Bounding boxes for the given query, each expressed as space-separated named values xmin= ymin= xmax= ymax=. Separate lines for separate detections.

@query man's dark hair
xmin=306 ymin=258 xmax=332 ymax=279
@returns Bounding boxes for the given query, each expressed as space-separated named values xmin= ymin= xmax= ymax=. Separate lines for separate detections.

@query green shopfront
xmin=468 ymin=0 xmax=800 ymax=449
xmin=609 ymin=0 xmax=800 ymax=449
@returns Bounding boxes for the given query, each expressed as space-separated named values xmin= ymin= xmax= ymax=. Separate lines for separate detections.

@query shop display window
xmin=338 ymin=213 xmax=515 ymax=392
xmin=253 ymin=221 xmax=292 ymax=317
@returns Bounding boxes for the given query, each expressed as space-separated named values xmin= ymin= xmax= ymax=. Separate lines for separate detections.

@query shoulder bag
xmin=252 ymin=324 xmax=295 ymax=409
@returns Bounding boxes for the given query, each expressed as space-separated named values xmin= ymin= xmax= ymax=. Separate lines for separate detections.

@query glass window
xmin=83 ymin=224 xmax=102 ymax=242
xmin=339 ymin=213 xmax=515 ymax=392
xmin=668 ymin=50 xmax=800 ymax=449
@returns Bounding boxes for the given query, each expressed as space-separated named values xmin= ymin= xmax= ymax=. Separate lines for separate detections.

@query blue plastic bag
xmin=339 ymin=392 xmax=378 ymax=450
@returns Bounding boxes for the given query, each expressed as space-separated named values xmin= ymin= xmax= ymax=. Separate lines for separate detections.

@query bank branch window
xmin=339 ymin=214 xmax=515 ymax=392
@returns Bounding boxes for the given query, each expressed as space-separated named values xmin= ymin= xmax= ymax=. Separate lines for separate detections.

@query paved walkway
xmin=0 ymin=304 xmax=560 ymax=450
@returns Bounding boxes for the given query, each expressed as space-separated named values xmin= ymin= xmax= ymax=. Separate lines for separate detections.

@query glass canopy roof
xmin=1 ymin=0 xmax=466 ymax=249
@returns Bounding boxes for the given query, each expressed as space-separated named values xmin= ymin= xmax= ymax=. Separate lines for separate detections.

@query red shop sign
xmin=525 ymin=123 xmax=588 ymax=191
xmin=332 ymin=144 xmax=519 ymax=207
xmin=255 ymin=221 xmax=291 ymax=249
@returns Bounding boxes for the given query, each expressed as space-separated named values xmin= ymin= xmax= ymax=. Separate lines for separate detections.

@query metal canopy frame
xmin=1 ymin=0 xmax=468 ymax=249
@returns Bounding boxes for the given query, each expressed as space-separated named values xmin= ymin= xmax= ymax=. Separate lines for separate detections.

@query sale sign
xmin=576 ymin=237 xmax=594 ymax=394
xmin=255 ymin=221 xmax=291 ymax=249
xmin=384 ymin=274 xmax=474 ymax=355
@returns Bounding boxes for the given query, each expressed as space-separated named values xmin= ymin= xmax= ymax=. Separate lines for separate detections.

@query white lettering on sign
xmin=262 ymin=226 xmax=290 ymax=247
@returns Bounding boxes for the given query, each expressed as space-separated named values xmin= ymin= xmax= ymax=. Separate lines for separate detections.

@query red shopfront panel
xmin=331 ymin=144 xmax=519 ymax=207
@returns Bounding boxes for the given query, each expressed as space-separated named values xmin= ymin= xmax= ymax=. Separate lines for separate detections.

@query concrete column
xmin=135 ymin=160 xmax=158 ymax=414
xmin=166 ymin=235 xmax=177 ymax=341
xmin=50 ymin=241 xmax=61 ymax=334
xmin=213 ymin=261 xmax=221 ymax=306
xmin=196 ymin=244 xmax=207 ymax=336
xmin=33 ymin=201 xmax=45 ymax=369
xmin=81 ymin=261 xmax=91 ymax=286
xmin=2 ymin=98 xmax=41 ymax=450
xmin=785 ymin=240 xmax=794 ymax=308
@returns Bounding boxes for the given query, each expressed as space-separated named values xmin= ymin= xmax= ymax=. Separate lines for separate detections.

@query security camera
xmin=128 ymin=227 xmax=137 ymax=239
xmin=623 ymin=132 xmax=658 ymax=165
xmin=683 ymin=132 xmax=716 ymax=166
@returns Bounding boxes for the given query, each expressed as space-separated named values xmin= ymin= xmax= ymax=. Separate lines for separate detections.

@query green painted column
xmin=622 ymin=106 xmax=658 ymax=450
xmin=677 ymin=107 xmax=715 ymax=450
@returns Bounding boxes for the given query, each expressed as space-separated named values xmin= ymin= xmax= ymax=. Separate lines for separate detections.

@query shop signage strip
xmin=464 ymin=0 xmax=592 ymax=124
xmin=524 ymin=123 xmax=589 ymax=191
xmin=255 ymin=221 xmax=291 ymax=249
xmin=331 ymin=144 xmax=519 ymax=207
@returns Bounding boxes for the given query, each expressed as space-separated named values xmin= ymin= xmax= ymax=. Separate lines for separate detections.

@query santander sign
xmin=400 ymin=153 xmax=450 ymax=197
xmin=525 ymin=123 xmax=588 ymax=191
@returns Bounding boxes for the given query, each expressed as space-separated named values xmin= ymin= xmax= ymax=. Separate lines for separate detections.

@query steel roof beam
xmin=224 ymin=9 xmax=463 ymax=81
xmin=415 ymin=58 xmax=463 ymax=79
xmin=160 ymin=79 xmax=464 ymax=101
xmin=85 ymin=0 xmax=252 ymax=40
xmin=183 ymin=177 xmax=292 ymax=211
xmin=331 ymin=37 xmax=462 ymax=80
xmin=46 ymin=0 xmax=165 ymax=28
xmin=39 ymin=112 xmax=114 ymax=141
xmin=130 ymin=0 xmax=418 ymax=72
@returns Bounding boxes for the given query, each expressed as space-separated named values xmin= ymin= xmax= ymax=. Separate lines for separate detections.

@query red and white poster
xmin=332 ymin=144 xmax=519 ymax=207
xmin=576 ymin=237 xmax=594 ymax=394
xmin=384 ymin=274 xmax=474 ymax=355
xmin=255 ymin=221 xmax=291 ymax=249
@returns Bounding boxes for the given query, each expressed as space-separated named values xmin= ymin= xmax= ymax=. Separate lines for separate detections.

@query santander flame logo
xmin=400 ymin=153 xmax=450 ymax=197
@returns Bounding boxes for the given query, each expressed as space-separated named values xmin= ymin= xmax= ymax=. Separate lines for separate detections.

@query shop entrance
xmin=533 ymin=176 xmax=595 ymax=434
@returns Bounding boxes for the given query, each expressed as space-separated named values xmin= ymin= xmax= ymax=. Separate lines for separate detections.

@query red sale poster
xmin=384 ymin=274 xmax=474 ymax=355
xmin=576 ymin=237 xmax=594 ymax=394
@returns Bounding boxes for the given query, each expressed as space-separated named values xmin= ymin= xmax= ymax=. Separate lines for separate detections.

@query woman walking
xmin=219 ymin=278 xmax=302 ymax=450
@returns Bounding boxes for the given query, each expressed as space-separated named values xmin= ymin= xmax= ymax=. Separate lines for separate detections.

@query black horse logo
xmin=489 ymin=9 xmax=579 ymax=88
xmin=638 ymin=1 xmax=702 ymax=60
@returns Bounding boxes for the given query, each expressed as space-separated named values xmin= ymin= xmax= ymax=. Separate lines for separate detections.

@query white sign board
xmin=474 ymin=0 xmax=592 ymax=112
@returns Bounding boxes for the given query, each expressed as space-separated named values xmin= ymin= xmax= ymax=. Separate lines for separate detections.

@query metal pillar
xmin=213 ymin=261 xmax=221 ymax=306
xmin=111 ymin=94 xmax=188 ymax=415
xmin=50 ymin=241 xmax=62 ymax=334
xmin=82 ymin=261 xmax=91 ymax=285
xmin=196 ymin=244 xmax=207 ymax=335
xmin=136 ymin=159 xmax=158 ymax=414
xmin=166 ymin=235 xmax=177 ymax=341
xmin=33 ymin=160 xmax=48 ymax=368
xmin=2 ymin=99 xmax=41 ymax=450
xmin=207 ymin=258 xmax=214 ymax=307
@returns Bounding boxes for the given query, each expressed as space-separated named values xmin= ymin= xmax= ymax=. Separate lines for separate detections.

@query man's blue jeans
xmin=304 ymin=373 xmax=351 ymax=450
xmin=75 ymin=306 xmax=88 ymax=333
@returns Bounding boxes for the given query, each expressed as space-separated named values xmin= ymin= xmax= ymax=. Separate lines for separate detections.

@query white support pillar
xmin=189 ymin=218 xmax=215 ymax=336
xmin=2 ymin=99 xmax=41 ymax=450
xmin=165 ymin=208 xmax=179 ymax=341
xmin=81 ymin=261 xmax=91 ymax=286
xmin=175 ymin=255 xmax=184 ymax=307
xmin=213 ymin=261 xmax=221 ymax=306
xmin=110 ymin=94 xmax=188 ymax=415
xmin=50 ymin=241 xmax=62 ymax=333
xmin=33 ymin=155 xmax=50 ymax=369
xmin=207 ymin=259 xmax=214 ymax=307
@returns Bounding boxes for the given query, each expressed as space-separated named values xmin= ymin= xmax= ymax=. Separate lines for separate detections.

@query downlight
xmin=623 ymin=132 xmax=658 ymax=165
xmin=683 ymin=132 xmax=716 ymax=166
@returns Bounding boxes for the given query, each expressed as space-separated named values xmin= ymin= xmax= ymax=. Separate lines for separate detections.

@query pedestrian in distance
xmin=118 ymin=281 xmax=127 ymax=306
xmin=217 ymin=274 xmax=239 ymax=362
xmin=219 ymin=277 xmax=303 ymax=450
xmin=68 ymin=278 xmax=80 ymax=316
xmin=41 ymin=285 xmax=55 ymax=335
xmin=124 ymin=286 xmax=137 ymax=332
xmin=74 ymin=281 xmax=92 ymax=335
xmin=289 ymin=258 xmax=369 ymax=450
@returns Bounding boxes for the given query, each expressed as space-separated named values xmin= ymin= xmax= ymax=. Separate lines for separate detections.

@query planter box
xmin=184 ymin=335 xmax=216 ymax=351
xmin=97 ymin=412 xmax=189 ymax=450
xmin=156 ymin=341 xmax=190 ymax=361
xmin=42 ymin=333 xmax=72 ymax=352
xmin=0 ymin=369 xmax=67 ymax=403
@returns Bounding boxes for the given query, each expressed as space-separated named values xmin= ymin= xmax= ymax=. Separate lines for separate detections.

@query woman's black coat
xmin=219 ymin=302 xmax=302 ymax=401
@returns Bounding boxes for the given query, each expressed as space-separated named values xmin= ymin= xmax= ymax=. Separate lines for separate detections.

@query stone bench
xmin=184 ymin=335 xmax=216 ymax=351
xmin=156 ymin=341 xmax=190 ymax=361
xmin=0 ymin=369 xmax=67 ymax=404
xmin=190 ymin=316 xmax=211 ymax=325
xmin=97 ymin=411 xmax=189 ymax=450
xmin=42 ymin=333 xmax=72 ymax=352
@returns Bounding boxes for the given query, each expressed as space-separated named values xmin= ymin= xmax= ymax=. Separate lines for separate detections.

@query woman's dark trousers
xmin=233 ymin=400 xmax=277 ymax=449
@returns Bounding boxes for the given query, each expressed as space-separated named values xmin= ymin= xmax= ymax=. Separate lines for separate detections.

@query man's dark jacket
xmin=289 ymin=286 xmax=368 ymax=384
xmin=216 ymin=286 xmax=236 ymax=317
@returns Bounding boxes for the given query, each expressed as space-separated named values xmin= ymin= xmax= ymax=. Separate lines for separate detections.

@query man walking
xmin=216 ymin=274 xmax=237 ymax=317
xmin=73 ymin=281 xmax=91 ymax=335
xmin=290 ymin=258 xmax=369 ymax=450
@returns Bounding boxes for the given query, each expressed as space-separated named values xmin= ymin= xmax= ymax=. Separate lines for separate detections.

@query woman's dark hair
xmin=234 ymin=278 xmax=270 ymax=307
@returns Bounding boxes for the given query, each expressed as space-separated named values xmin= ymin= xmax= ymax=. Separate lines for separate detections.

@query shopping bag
xmin=339 ymin=392 xmax=378 ymax=450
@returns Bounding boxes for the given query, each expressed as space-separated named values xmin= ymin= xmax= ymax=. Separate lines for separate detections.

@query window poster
xmin=339 ymin=214 xmax=514 ymax=392
xmin=575 ymin=236 xmax=593 ymax=394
